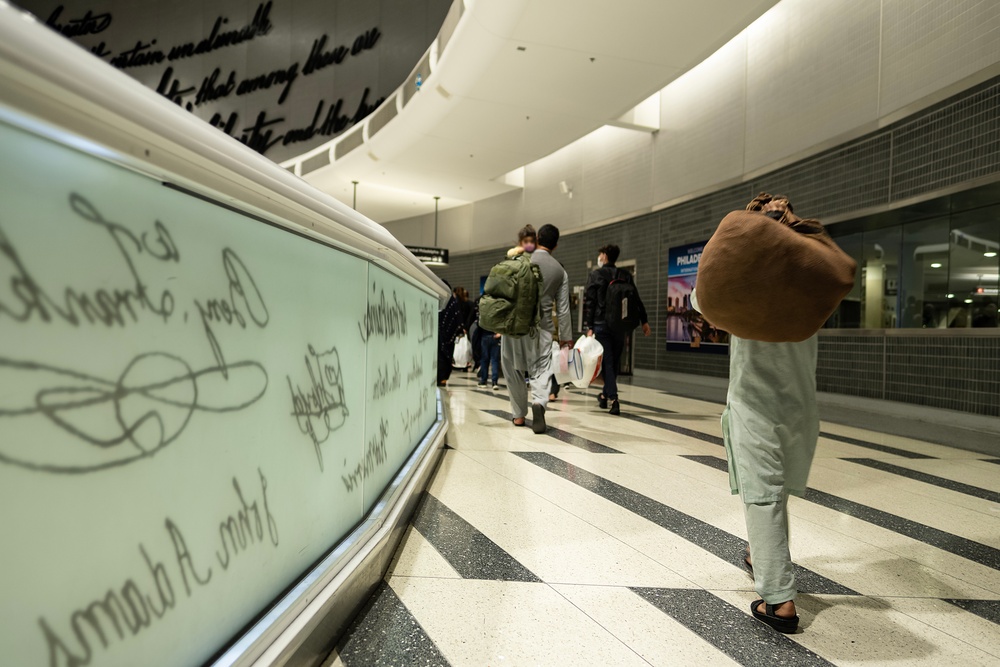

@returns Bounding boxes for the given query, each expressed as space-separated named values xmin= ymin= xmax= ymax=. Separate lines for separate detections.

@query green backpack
xmin=478 ymin=254 xmax=543 ymax=337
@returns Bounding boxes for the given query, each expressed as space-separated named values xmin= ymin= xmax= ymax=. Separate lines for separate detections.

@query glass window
xmin=826 ymin=232 xmax=862 ymax=328
xmin=860 ymin=226 xmax=901 ymax=329
xmin=825 ymin=181 xmax=1000 ymax=329
xmin=947 ymin=205 xmax=1000 ymax=328
xmin=900 ymin=218 xmax=950 ymax=328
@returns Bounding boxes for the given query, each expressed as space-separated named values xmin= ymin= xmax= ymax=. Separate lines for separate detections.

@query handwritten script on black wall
xmin=24 ymin=1 xmax=396 ymax=159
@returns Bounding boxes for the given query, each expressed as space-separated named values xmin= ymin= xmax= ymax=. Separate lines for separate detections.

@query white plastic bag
xmin=572 ymin=335 xmax=604 ymax=389
xmin=453 ymin=335 xmax=472 ymax=368
xmin=552 ymin=342 xmax=585 ymax=386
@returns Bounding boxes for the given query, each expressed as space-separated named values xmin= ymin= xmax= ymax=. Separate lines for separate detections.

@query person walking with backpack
xmin=583 ymin=244 xmax=651 ymax=415
xmin=481 ymin=224 xmax=571 ymax=433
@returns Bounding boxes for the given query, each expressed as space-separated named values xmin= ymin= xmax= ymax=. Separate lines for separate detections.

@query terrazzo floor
xmin=324 ymin=374 xmax=1000 ymax=666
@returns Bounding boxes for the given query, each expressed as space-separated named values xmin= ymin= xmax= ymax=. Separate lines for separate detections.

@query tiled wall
xmin=884 ymin=336 xmax=1000 ymax=416
xmin=433 ymin=73 xmax=1000 ymax=417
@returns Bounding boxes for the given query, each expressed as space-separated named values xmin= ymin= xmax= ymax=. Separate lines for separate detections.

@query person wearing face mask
xmin=582 ymin=244 xmax=651 ymax=415
xmin=507 ymin=224 xmax=537 ymax=258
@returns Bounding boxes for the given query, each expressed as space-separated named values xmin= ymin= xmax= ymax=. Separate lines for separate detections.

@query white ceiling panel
xmin=297 ymin=0 xmax=780 ymax=222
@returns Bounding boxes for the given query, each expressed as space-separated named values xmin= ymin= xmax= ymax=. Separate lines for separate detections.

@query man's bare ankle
xmin=757 ymin=600 xmax=796 ymax=618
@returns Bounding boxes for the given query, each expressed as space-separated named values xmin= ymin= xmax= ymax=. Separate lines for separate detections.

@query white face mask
xmin=597 ymin=256 xmax=605 ymax=268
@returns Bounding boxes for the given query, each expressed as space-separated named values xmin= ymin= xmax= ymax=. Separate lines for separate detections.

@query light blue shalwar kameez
xmin=723 ymin=333 xmax=819 ymax=604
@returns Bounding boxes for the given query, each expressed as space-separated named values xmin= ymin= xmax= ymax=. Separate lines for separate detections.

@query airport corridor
xmin=327 ymin=375 xmax=1000 ymax=666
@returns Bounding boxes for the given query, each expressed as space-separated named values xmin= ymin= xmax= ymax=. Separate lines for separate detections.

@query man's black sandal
xmin=531 ymin=403 xmax=546 ymax=434
xmin=750 ymin=600 xmax=799 ymax=633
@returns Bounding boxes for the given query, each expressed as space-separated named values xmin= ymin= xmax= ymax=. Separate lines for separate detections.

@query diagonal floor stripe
xmin=943 ymin=599 xmax=1000 ymax=625
xmin=480 ymin=380 xmax=935 ymax=460
xmin=682 ymin=455 xmax=1000 ymax=571
xmin=337 ymin=581 xmax=452 ymax=667
xmin=617 ymin=399 xmax=678 ymax=415
xmin=622 ymin=412 xmax=933 ymax=461
xmin=481 ymin=409 xmax=620 ymax=453
xmin=472 ymin=388 xmax=506 ymax=400
xmin=631 ymin=588 xmax=834 ymax=666
xmin=818 ymin=431 xmax=935 ymax=459
xmin=514 ymin=451 xmax=858 ymax=596
xmin=621 ymin=413 xmax=726 ymax=445
xmin=804 ymin=486 xmax=1000 ymax=570
xmin=560 ymin=389 xmax=679 ymax=415
xmin=411 ymin=492 xmax=541 ymax=582
xmin=844 ymin=458 xmax=1000 ymax=504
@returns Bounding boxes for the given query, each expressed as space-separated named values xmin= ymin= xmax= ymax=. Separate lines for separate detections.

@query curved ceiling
xmin=292 ymin=0 xmax=779 ymax=223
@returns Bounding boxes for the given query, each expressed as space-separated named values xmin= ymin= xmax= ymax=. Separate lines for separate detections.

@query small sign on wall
xmin=405 ymin=245 xmax=449 ymax=267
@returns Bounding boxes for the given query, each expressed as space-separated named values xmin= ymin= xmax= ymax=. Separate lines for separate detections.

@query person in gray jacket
xmin=501 ymin=224 xmax=573 ymax=433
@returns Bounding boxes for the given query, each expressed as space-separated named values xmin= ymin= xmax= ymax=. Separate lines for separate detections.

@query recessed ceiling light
xmin=517 ymin=46 xmax=526 ymax=51
xmin=930 ymin=262 xmax=942 ymax=268
xmin=985 ymin=252 xmax=998 ymax=258
xmin=947 ymin=293 xmax=955 ymax=298
xmin=964 ymin=298 xmax=974 ymax=304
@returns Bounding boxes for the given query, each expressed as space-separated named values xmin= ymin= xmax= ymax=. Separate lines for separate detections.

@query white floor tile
xmin=819 ymin=422 xmax=986 ymax=459
xmin=387 ymin=526 xmax=462 ymax=579
xmin=898 ymin=458 xmax=1000 ymax=493
xmin=891 ymin=597 xmax=1000 ymax=659
xmin=428 ymin=451 xmax=693 ymax=588
xmin=805 ymin=461 xmax=1000 ymax=547
xmin=389 ymin=577 xmax=652 ymax=667
xmin=461 ymin=449 xmax=750 ymax=592
xmin=811 ymin=457 xmax=1000 ymax=518
xmin=552 ymin=584 xmax=741 ymax=667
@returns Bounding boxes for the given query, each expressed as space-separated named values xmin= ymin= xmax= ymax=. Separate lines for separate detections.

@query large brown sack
xmin=696 ymin=209 xmax=857 ymax=342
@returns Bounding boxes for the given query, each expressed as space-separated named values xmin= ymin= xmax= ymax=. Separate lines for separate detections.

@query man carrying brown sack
xmin=692 ymin=194 xmax=855 ymax=634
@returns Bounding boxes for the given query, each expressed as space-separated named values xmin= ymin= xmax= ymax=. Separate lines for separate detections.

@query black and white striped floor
xmin=326 ymin=375 xmax=1000 ymax=666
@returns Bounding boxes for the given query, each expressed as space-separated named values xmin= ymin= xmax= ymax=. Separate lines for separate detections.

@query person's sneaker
xmin=531 ymin=403 xmax=546 ymax=434
xmin=492 ymin=384 xmax=500 ymax=391
xmin=597 ymin=393 xmax=608 ymax=409
xmin=608 ymin=399 xmax=621 ymax=416
xmin=477 ymin=382 xmax=487 ymax=388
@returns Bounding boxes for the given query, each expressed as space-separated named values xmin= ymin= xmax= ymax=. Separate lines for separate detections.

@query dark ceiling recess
xmin=14 ymin=0 xmax=453 ymax=163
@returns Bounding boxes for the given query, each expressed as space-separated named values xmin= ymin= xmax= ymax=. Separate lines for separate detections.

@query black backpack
xmin=605 ymin=268 xmax=641 ymax=334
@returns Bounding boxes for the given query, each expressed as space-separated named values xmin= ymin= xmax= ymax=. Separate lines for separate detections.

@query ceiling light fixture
xmin=947 ymin=293 xmax=955 ymax=298
xmin=930 ymin=262 xmax=942 ymax=268
xmin=964 ymin=298 xmax=974 ymax=304
xmin=985 ymin=252 xmax=998 ymax=258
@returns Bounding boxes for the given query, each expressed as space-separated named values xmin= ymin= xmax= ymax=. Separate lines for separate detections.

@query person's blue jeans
xmin=479 ymin=334 xmax=501 ymax=385
xmin=594 ymin=323 xmax=626 ymax=400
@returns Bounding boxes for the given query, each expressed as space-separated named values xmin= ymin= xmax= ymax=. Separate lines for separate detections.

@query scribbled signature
xmin=287 ymin=344 xmax=348 ymax=470
xmin=0 ymin=353 xmax=267 ymax=473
